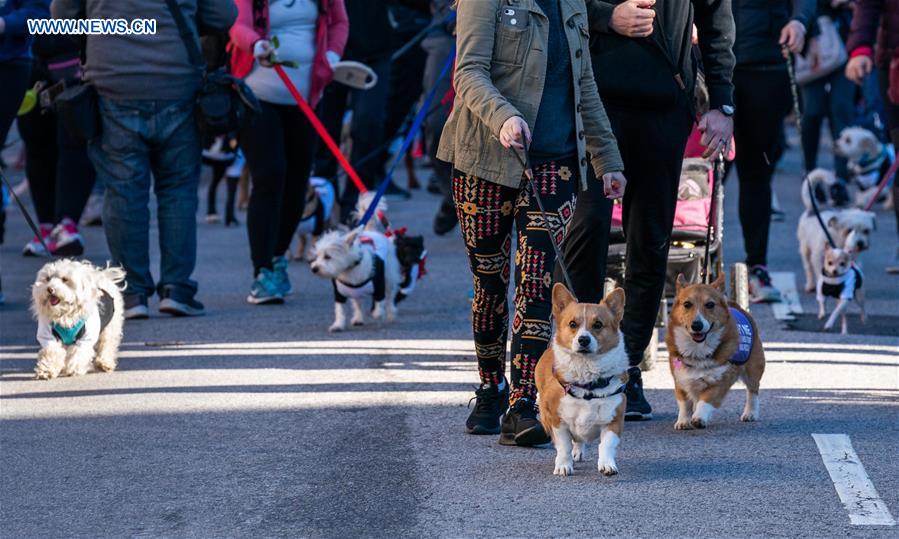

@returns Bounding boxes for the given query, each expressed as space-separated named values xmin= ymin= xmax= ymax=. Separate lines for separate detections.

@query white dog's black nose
xmin=691 ymin=320 xmax=704 ymax=332
xmin=577 ymin=335 xmax=591 ymax=348
xmin=311 ymin=266 xmax=319 ymax=274
xmin=47 ymin=286 xmax=55 ymax=294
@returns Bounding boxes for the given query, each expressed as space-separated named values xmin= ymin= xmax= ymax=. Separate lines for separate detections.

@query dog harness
xmin=849 ymin=145 xmax=894 ymax=190
xmin=42 ymin=291 xmax=115 ymax=347
xmin=817 ymin=265 xmax=863 ymax=302
xmin=671 ymin=307 xmax=754 ymax=368
xmin=332 ymin=233 xmax=390 ymax=305
xmin=554 ymin=366 xmax=626 ymax=401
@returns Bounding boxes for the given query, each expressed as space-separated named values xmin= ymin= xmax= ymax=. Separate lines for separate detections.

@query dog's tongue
xmin=49 ymin=295 xmax=60 ymax=306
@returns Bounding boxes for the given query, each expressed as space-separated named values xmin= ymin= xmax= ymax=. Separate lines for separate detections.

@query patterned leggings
xmin=453 ymin=160 xmax=577 ymax=405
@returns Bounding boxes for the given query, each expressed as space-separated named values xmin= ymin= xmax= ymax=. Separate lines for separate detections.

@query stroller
xmin=605 ymin=128 xmax=749 ymax=370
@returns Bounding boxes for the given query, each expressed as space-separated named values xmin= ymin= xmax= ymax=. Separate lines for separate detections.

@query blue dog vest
xmin=729 ymin=307 xmax=754 ymax=365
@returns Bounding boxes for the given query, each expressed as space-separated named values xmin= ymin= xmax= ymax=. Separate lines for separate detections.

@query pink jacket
xmin=229 ymin=0 xmax=348 ymax=108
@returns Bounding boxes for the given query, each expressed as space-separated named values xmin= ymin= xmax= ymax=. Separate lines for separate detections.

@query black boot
xmin=433 ymin=199 xmax=458 ymax=236
xmin=624 ymin=366 xmax=653 ymax=420
xmin=499 ymin=398 xmax=551 ymax=446
xmin=466 ymin=380 xmax=509 ymax=434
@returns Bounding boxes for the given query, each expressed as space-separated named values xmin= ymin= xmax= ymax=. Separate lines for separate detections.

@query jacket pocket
xmin=493 ymin=23 xmax=527 ymax=66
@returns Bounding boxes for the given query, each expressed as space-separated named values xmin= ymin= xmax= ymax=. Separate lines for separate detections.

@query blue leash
xmin=358 ymin=47 xmax=456 ymax=228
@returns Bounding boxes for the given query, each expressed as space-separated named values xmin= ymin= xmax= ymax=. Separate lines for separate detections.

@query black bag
xmin=163 ymin=0 xmax=259 ymax=137
xmin=54 ymin=82 xmax=100 ymax=142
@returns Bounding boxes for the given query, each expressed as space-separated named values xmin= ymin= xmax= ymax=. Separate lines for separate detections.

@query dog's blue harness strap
xmin=52 ymin=319 xmax=86 ymax=346
xmin=729 ymin=307 xmax=753 ymax=365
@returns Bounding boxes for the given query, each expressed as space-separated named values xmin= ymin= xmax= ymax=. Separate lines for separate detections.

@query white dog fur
xmin=31 ymin=259 xmax=126 ymax=379
xmin=798 ymin=169 xmax=877 ymax=292
xmin=834 ymin=126 xmax=894 ymax=209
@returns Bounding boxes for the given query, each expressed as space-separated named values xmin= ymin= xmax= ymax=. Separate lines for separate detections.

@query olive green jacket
xmin=437 ymin=0 xmax=623 ymax=189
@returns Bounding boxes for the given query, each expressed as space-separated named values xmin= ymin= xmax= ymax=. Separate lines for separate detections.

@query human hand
xmin=253 ymin=39 xmax=274 ymax=67
xmin=845 ymin=55 xmax=873 ymax=84
xmin=602 ymin=171 xmax=626 ymax=199
xmin=609 ymin=0 xmax=656 ymax=38
xmin=779 ymin=20 xmax=806 ymax=55
xmin=698 ymin=109 xmax=734 ymax=159
xmin=499 ymin=116 xmax=531 ymax=150
xmin=831 ymin=0 xmax=850 ymax=7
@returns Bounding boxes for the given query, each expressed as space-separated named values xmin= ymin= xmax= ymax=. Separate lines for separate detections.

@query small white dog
xmin=835 ymin=126 xmax=895 ymax=209
xmin=817 ymin=244 xmax=865 ymax=334
xmin=798 ymin=169 xmax=877 ymax=292
xmin=310 ymin=227 xmax=401 ymax=332
xmin=31 ymin=259 xmax=126 ymax=379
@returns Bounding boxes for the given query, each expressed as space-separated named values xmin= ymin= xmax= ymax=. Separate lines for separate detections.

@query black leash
xmin=511 ymin=147 xmax=579 ymax=301
xmin=0 ymin=166 xmax=51 ymax=253
xmin=702 ymin=154 xmax=725 ymax=284
xmin=783 ymin=46 xmax=838 ymax=249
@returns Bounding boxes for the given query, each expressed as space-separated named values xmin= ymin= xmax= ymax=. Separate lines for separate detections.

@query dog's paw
xmin=823 ymin=320 xmax=835 ymax=331
xmin=740 ymin=411 xmax=758 ymax=422
xmin=328 ymin=323 xmax=346 ymax=333
xmin=690 ymin=417 xmax=708 ymax=429
xmin=351 ymin=317 xmax=365 ymax=327
xmin=804 ymin=283 xmax=816 ymax=293
xmin=571 ymin=445 xmax=584 ymax=463
xmin=553 ymin=460 xmax=574 ymax=477
xmin=598 ymin=460 xmax=619 ymax=477
xmin=34 ymin=365 xmax=59 ymax=380
xmin=94 ymin=357 xmax=117 ymax=373
xmin=674 ymin=419 xmax=693 ymax=431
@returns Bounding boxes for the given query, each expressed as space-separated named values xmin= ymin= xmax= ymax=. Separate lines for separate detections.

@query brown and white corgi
xmin=535 ymin=284 xmax=628 ymax=477
xmin=667 ymin=273 xmax=766 ymax=431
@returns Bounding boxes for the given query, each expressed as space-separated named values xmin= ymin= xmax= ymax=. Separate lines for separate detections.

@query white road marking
xmin=812 ymin=433 xmax=896 ymax=526
xmin=770 ymin=271 xmax=803 ymax=320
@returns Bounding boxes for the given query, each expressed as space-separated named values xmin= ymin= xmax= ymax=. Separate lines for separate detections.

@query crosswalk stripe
xmin=770 ymin=271 xmax=804 ymax=320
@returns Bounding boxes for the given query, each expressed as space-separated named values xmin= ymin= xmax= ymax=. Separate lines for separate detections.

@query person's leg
xmin=422 ymin=35 xmax=457 ymax=234
xmin=273 ymin=105 xmax=315 ymax=256
xmin=556 ymin=165 xmax=612 ymax=303
xmin=16 ymin=107 xmax=57 ymax=223
xmin=148 ymin=99 xmax=202 ymax=307
xmin=733 ymin=69 xmax=792 ymax=269
xmin=240 ymin=101 xmax=288 ymax=276
xmin=312 ymin=81 xmax=349 ymax=181
xmin=90 ymin=98 xmax=155 ymax=305
xmin=799 ymin=77 xmax=826 ymax=173
xmin=877 ymin=67 xmax=899 ymax=264
xmin=54 ymin=112 xmax=96 ymax=222
xmin=382 ymin=31 xmax=427 ymax=145
xmin=343 ymin=57 xmax=391 ymax=210
xmin=827 ymin=68 xmax=855 ymax=179
xmin=0 ymin=61 xmax=31 ymax=155
xmin=453 ymin=169 xmax=517 ymax=434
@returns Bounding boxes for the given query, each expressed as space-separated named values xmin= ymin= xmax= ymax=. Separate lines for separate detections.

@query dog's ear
xmin=860 ymin=134 xmax=879 ymax=158
xmin=824 ymin=242 xmax=833 ymax=254
xmin=344 ymin=227 xmax=361 ymax=245
xmin=552 ymin=283 xmax=575 ymax=314
xmin=675 ymin=273 xmax=688 ymax=292
xmin=603 ymin=287 xmax=626 ymax=325
xmin=711 ymin=271 xmax=726 ymax=293
xmin=827 ymin=215 xmax=839 ymax=229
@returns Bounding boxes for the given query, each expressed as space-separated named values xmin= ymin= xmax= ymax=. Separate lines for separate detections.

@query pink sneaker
xmin=22 ymin=223 xmax=53 ymax=257
xmin=49 ymin=217 xmax=85 ymax=257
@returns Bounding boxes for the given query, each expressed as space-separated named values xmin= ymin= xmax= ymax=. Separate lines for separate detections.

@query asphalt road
xmin=1 ymin=133 xmax=897 ymax=538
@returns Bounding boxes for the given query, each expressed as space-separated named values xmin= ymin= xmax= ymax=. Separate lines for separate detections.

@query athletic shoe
xmin=48 ymin=218 xmax=84 ymax=257
xmin=159 ymin=287 xmax=205 ymax=316
xmin=272 ymin=255 xmax=292 ymax=295
xmin=124 ymin=294 xmax=149 ymax=320
xmin=499 ymin=398 xmax=551 ymax=446
xmin=465 ymin=380 xmax=509 ymax=434
xmin=384 ymin=181 xmax=411 ymax=201
xmin=748 ymin=265 xmax=782 ymax=303
xmin=22 ymin=223 xmax=53 ymax=257
xmin=433 ymin=199 xmax=458 ymax=236
xmin=80 ymin=193 xmax=104 ymax=227
xmin=247 ymin=268 xmax=285 ymax=305
xmin=624 ymin=366 xmax=653 ymax=421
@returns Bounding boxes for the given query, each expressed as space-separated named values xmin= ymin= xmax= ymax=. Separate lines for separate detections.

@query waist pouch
xmin=54 ymin=82 xmax=99 ymax=142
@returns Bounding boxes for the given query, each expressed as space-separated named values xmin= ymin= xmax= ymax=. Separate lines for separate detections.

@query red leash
xmin=863 ymin=158 xmax=898 ymax=212
xmin=273 ymin=64 xmax=368 ymax=194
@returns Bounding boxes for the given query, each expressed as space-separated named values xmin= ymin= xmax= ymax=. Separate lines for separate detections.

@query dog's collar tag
xmin=728 ymin=308 xmax=753 ymax=365
xmin=52 ymin=319 xmax=86 ymax=345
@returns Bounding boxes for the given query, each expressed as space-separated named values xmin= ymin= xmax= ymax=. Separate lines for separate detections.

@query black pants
xmin=560 ymin=101 xmax=693 ymax=365
xmin=422 ymin=34 xmax=455 ymax=211
xmin=878 ymin=66 xmax=899 ymax=234
xmin=731 ymin=67 xmax=792 ymax=267
xmin=382 ymin=30 xmax=427 ymax=154
xmin=240 ymin=100 xmax=315 ymax=275
xmin=0 ymin=60 xmax=31 ymax=162
xmin=313 ymin=57 xmax=391 ymax=213
xmin=17 ymin=108 xmax=96 ymax=223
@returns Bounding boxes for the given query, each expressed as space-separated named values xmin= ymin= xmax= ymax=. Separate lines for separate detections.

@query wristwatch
xmin=719 ymin=105 xmax=735 ymax=117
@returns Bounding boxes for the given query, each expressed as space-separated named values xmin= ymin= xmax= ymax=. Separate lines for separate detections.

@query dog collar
xmin=854 ymin=146 xmax=888 ymax=173
xmin=554 ymin=366 xmax=625 ymax=400
xmin=52 ymin=319 xmax=86 ymax=346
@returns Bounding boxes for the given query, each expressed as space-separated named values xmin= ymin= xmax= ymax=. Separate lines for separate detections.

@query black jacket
xmin=587 ymin=0 xmax=736 ymax=112
xmin=732 ymin=0 xmax=816 ymax=68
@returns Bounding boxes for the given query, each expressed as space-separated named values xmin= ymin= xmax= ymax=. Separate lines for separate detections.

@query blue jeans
xmin=89 ymin=98 xmax=201 ymax=301
xmin=800 ymin=67 xmax=855 ymax=179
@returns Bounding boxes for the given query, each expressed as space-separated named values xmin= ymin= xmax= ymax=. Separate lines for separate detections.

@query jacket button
xmin=578 ymin=131 xmax=585 ymax=140
xmin=576 ymin=103 xmax=582 ymax=112
xmin=575 ymin=49 xmax=582 ymax=58
xmin=581 ymin=157 xmax=587 ymax=166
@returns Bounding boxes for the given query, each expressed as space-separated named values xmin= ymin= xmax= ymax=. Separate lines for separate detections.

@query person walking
xmin=438 ymin=0 xmax=626 ymax=445
xmin=731 ymin=0 xmax=815 ymax=303
xmin=566 ymin=0 xmax=736 ymax=420
xmin=230 ymin=0 xmax=348 ymax=304
xmin=846 ymin=0 xmax=899 ymax=273
xmin=51 ymin=0 xmax=237 ymax=319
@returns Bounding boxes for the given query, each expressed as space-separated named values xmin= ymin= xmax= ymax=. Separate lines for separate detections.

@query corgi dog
xmin=536 ymin=284 xmax=628 ymax=477
xmin=667 ymin=274 xmax=765 ymax=430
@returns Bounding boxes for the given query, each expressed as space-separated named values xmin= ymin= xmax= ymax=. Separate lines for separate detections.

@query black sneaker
xmin=384 ymin=181 xmax=411 ymax=201
xmin=499 ymin=398 xmax=551 ymax=446
xmin=465 ymin=381 xmax=509 ymax=434
xmin=158 ymin=287 xmax=205 ymax=317
xmin=433 ymin=200 xmax=458 ymax=236
xmin=624 ymin=366 xmax=653 ymax=421
xmin=124 ymin=294 xmax=149 ymax=320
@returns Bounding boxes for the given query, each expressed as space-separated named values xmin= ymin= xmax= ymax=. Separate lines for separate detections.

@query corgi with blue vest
xmin=667 ymin=273 xmax=766 ymax=430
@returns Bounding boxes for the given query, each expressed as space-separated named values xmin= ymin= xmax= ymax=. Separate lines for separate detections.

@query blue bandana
xmin=51 ymin=320 xmax=86 ymax=346
xmin=728 ymin=308 xmax=753 ymax=365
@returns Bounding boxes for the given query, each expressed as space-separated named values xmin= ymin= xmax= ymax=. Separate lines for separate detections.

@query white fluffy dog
xmin=310 ymin=227 xmax=401 ymax=332
xmin=31 ymin=259 xmax=126 ymax=379
xmin=798 ymin=169 xmax=877 ymax=292
xmin=835 ymin=126 xmax=895 ymax=209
